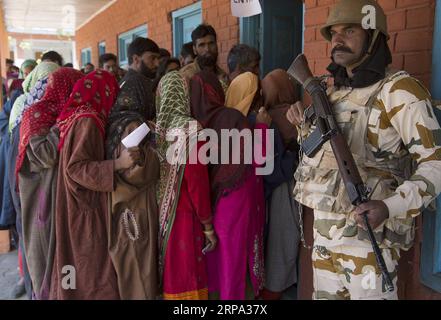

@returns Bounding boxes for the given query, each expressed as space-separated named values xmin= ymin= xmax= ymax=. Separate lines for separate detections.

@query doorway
xmin=240 ymin=0 xmax=304 ymax=76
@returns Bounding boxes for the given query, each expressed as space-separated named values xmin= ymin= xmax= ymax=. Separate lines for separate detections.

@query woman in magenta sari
xmin=190 ymin=70 xmax=272 ymax=300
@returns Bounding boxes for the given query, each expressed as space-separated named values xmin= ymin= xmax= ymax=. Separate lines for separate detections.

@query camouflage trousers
xmin=312 ymin=244 xmax=400 ymax=300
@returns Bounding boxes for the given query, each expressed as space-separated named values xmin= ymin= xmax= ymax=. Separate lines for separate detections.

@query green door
xmin=240 ymin=0 xmax=304 ymax=76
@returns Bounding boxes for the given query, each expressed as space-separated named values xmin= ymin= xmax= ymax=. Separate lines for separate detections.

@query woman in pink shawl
xmin=190 ymin=70 xmax=272 ymax=300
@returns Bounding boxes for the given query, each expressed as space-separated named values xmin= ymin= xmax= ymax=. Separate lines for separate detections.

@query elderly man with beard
xmin=180 ymin=24 xmax=229 ymax=92
xmin=287 ymin=0 xmax=441 ymax=300
xmin=112 ymin=37 xmax=160 ymax=121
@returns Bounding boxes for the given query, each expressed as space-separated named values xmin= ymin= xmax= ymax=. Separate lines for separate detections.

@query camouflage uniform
xmin=294 ymin=70 xmax=441 ymax=299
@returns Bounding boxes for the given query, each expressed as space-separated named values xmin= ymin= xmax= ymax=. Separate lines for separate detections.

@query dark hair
xmin=153 ymin=57 xmax=181 ymax=92
xmin=127 ymin=37 xmax=159 ymax=65
xmin=99 ymin=53 xmax=118 ymax=68
xmin=191 ymin=24 xmax=217 ymax=45
xmin=63 ymin=63 xmax=74 ymax=68
xmin=41 ymin=51 xmax=63 ymax=66
xmin=159 ymin=48 xmax=171 ymax=59
xmin=6 ymin=59 xmax=14 ymax=65
xmin=157 ymin=58 xmax=181 ymax=78
xmin=86 ymin=63 xmax=95 ymax=68
xmin=227 ymin=44 xmax=261 ymax=74
xmin=180 ymin=42 xmax=196 ymax=59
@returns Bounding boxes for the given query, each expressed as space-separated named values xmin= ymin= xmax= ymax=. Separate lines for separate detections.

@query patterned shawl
xmin=56 ymin=70 xmax=119 ymax=150
xmin=111 ymin=69 xmax=156 ymax=121
xmin=13 ymin=77 xmax=50 ymax=130
xmin=156 ymin=71 xmax=202 ymax=277
xmin=9 ymin=61 xmax=60 ymax=134
xmin=16 ymin=68 xmax=84 ymax=176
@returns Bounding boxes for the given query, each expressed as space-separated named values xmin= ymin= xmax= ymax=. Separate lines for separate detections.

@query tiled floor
xmin=0 ymin=249 xmax=298 ymax=300
xmin=0 ymin=250 xmax=26 ymax=300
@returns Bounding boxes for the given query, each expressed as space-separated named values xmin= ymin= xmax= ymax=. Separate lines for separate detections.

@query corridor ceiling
xmin=1 ymin=0 xmax=113 ymax=35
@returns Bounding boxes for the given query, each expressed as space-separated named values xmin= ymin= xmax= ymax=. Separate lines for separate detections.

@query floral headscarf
xmin=16 ymin=68 xmax=84 ymax=176
xmin=56 ymin=69 xmax=119 ymax=150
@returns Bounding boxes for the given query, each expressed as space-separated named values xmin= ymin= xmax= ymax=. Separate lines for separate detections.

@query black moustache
xmin=332 ymin=47 xmax=354 ymax=55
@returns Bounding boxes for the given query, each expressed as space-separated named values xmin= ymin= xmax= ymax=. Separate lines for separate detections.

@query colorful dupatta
xmin=56 ymin=70 xmax=119 ymax=150
xmin=9 ymin=62 xmax=60 ymax=134
xmin=16 ymin=68 xmax=84 ymax=176
xmin=156 ymin=71 xmax=202 ymax=279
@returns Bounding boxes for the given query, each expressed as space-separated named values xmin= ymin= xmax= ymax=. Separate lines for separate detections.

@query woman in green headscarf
xmin=156 ymin=71 xmax=217 ymax=300
xmin=7 ymin=60 xmax=37 ymax=99
xmin=9 ymin=61 xmax=60 ymax=135
xmin=19 ymin=60 xmax=38 ymax=79
xmin=7 ymin=60 xmax=59 ymax=299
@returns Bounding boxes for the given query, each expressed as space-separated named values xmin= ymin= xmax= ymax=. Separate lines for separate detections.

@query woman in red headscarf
xmin=17 ymin=67 xmax=83 ymax=300
xmin=49 ymin=70 xmax=140 ymax=300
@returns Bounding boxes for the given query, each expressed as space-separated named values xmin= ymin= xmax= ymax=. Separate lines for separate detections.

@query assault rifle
xmin=287 ymin=54 xmax=394 ymax=292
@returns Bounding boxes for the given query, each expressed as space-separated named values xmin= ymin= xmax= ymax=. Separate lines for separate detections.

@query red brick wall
xmin=304 ymin=0 xmax=436 ymax=88
xmin=75 ymin=0 xmax=239 ymax=70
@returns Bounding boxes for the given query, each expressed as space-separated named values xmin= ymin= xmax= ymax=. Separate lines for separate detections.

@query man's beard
xmin=197 ymin=53 xmax=218 ymax=69
xmin=140 ymin=61 xmax=157 ymax=79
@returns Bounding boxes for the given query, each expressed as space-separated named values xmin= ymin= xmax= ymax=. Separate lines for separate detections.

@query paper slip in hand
xmin=122 ymin=123 xmax=150 ymax=148
xmin=231 ymin=0 xmax=262 ymax=18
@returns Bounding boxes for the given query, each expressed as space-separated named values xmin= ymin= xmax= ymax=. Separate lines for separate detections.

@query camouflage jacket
xmin=294 ymin=70 xmax=441 ymax=249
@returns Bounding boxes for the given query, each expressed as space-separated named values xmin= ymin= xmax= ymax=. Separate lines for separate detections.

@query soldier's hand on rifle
xmin=287 ymin=101 xmax=305 ymax=127
xmin=354 ymin=200 xmax=390 ymax=230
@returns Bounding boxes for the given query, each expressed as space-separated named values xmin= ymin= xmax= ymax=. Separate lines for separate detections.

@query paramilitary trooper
xmin=287 ymin=0 xmax=441 ymax=300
